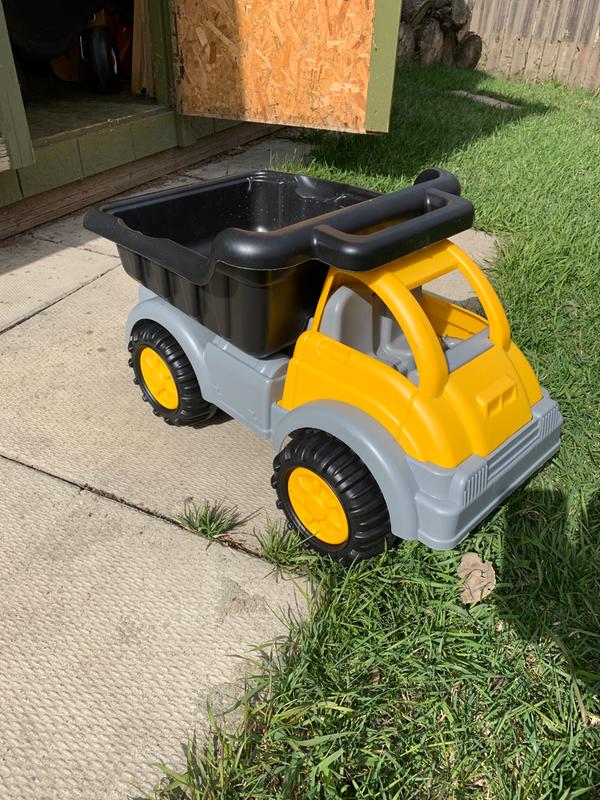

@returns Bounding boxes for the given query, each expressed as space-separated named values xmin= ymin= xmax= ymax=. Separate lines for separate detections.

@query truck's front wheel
xmin=272 ymin=430 xmax=394 ymax=564
xmin=128 ymin=321 xmax=216 ymax=426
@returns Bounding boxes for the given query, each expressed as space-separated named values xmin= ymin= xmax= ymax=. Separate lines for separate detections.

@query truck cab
xmin=281 ymin=238 xmax=543 ymax=470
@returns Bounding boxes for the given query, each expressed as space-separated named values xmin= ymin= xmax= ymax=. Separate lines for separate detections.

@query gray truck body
xmin=127 ymin=287 xmax=562 ymax=550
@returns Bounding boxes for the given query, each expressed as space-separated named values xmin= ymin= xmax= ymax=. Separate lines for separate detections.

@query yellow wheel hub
xmin=287 ymin=467 xmax=349 ymax=545
xmin=139 ymin=347 xmax=179 ymax=410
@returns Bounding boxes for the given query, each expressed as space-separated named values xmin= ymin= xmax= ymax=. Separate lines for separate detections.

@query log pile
xmin=397 ymin=0 xmax=483 ymax=69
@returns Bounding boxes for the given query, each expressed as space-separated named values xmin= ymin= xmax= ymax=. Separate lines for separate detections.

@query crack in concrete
xmin=28 ymin=231 xmax=120 ymax=258
xmin=0 ymin=264 xmax=119 ymax=337
xmin=0 ymin=451 xmax=263 ymax=560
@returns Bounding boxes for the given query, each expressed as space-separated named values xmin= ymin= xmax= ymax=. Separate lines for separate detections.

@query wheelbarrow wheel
xmin=81 ymin=26 xmax=121 ymax=93
xmin=128 ymin=321 xmax=216 ymax=427
xmin=272 ymin=429 xmax=394 ymax=564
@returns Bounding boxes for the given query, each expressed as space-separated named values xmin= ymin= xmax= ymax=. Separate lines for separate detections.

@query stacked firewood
xmin=397 ymin=0 xmax=483 ymax=69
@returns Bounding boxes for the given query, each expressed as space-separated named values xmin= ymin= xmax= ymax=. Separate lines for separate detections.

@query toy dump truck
xmin=84 ymin=168 xmax=562 ymax=563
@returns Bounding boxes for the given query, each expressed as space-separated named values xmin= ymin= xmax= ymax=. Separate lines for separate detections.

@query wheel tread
xmin=129 ymin=321 xmax=216 ymax=427
xmin=272 ymin=430 xmax=394 ymax=564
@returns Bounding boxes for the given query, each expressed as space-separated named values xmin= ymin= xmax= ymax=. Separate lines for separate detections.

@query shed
xmin=0 ymin=0 xmax=402 ymax=238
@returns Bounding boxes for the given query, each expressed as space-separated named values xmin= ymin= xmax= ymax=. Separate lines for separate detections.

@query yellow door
xmin=281 ymin=328 xmax=417 ymax=448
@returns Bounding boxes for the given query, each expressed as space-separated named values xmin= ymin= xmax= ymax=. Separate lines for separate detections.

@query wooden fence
xmin=471 ymin=0 xmax=600 ymax=90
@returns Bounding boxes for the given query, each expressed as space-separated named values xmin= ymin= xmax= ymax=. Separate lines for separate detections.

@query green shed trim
xmin=365 ymin=0 xmax=402 ymax=133
xmin=0 ymin=1 xmax=34 ymax=170
xmin=148 ymin=0 xmax=177 ymax=107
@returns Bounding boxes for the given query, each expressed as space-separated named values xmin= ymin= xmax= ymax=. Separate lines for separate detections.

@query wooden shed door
xmin=172 ymin=0 xmax=401 ymax=134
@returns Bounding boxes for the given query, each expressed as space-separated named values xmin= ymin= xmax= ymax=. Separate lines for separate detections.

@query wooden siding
xmin=472 ymin=0 xmax=600 ymax=89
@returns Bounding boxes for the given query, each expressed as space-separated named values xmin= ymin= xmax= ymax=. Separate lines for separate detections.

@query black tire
xmin=128 ymin=321 xmax=216 ymax=427
xmin=81 ymin=27 xmax=121 ymax=93
xmin=272 ymin=430 xmax=394 ymax=565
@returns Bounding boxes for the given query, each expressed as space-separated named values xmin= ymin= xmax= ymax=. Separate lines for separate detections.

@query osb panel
xmin=173 ymin=0 xmax=375 ymax=133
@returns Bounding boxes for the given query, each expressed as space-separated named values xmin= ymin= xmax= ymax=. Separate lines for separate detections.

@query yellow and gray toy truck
xmin=84 ymin=168 xmax=562 ymax=564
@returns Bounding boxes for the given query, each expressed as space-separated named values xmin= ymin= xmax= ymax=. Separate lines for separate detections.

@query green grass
xmin=254 ymin=519 xmax=311 ymax=568
xmin=148 ymin=65 xmax=600 ymax=799
xmin=177 ymin=498 xmax=255 ymax=540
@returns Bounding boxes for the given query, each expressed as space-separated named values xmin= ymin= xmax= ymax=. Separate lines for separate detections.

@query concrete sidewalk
xmin=0 ymin=458 xmax=303 ymax=800
xmin=0 ymin=133 xmax=496 ymax=799
xmin=0 ymin=135 xmax=311 ymax=800
xmin=0 ymin=136 xmax=316 ymax=543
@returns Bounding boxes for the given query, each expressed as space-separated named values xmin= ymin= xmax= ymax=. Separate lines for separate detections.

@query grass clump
xmin=255 ymin=521 xmax=320 ymax=572
xmin=149 ymin=65 xmax=600 ymax=799
xmin=177 ymin=498 xmax=254 ymax=540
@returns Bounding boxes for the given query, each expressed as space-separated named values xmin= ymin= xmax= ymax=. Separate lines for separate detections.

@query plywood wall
xmin=173 ymin=0 xmax=378 ymax=133
xmin=472 ymin=0 xmax=600 ymax=90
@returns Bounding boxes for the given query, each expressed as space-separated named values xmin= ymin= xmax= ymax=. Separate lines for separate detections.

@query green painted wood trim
xmin=365 ymin=0 xmax=402 ymax=133
xmin=0 ymin=167 xmax=23 ymax=206
xmin=16 ymin=110 xmax=179 ymax=198
xmin=78 ymin=124 xmax=136 ymax=178
xmin=0 ymin=1 xmax=34 ymax=170
xmin=148 ymin=0 xmax=177 ymax=107
xmin=175 ymin=115 xmax=215 ymax=147
xmin=213 ymin=119 xmax=240 ymax=132
xmin=131 ymin=111 xmax=178 ymax=159
xmin=18 ymin=138 xmax=82 ymax=197
xmin=147 ymin=0 xmax=218 ymax=146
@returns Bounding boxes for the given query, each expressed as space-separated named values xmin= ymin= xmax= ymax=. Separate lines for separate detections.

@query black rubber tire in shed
xmin=272 ymin=429 xmax=394 ymax=565
xmin=128 ymin=321 xmax=216 ymax=427
xmin=81 ymin=27 xmax=121 ymax=93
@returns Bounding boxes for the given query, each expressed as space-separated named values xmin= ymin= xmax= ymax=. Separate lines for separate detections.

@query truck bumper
xmin=405 ymin=391 xmax=562 ymax=550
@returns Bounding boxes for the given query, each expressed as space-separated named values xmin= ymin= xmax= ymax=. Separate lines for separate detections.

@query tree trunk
xmin=456 ymin=21 xmax=471 ymax=42
xmin=450 ymin=0 xmax=471 ymax=27
xmin=454 ymin=32 xmax=483 ymax=68
xmin=402 ymin=0 xmax=434 ymax=28
xmin=396 ymin=22 xmax=416 ymax=64
xmin=418 ymin=18 xmax=444 ymax=65
xmin=441 ymin=29 xmax=456 ymax=65
xmin=399 ymin=0 xmax=482 ymax=71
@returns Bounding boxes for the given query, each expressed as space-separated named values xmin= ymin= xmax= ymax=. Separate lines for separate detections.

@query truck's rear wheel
xmin=128 ymin=321 xmax=216 ymax=426
xmin=272 ymin=430 xmax=393 ymax=564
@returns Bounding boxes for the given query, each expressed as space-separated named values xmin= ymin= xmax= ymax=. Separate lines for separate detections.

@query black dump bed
xmin=84 ymin=168 xmax=473 ymax=358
